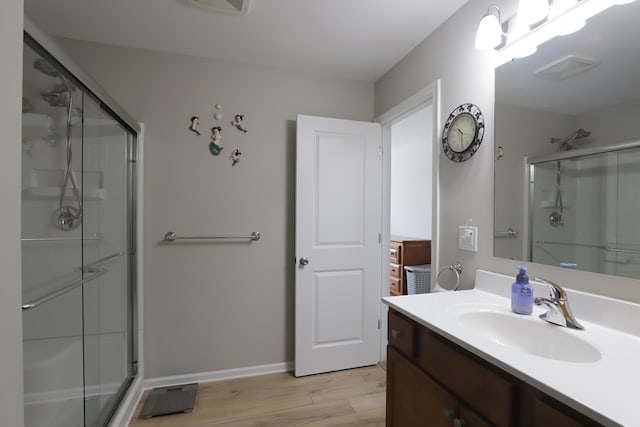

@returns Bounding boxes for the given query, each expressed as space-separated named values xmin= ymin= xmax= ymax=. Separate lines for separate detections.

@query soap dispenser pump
xmin=511 ymin=266 xmax=533 ymax=315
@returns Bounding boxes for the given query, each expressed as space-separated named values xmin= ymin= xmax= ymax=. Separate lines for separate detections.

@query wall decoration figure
xmin=189 ymin=116 xmax=201 ymax=135
xmin=209 ymin=126 xmax=224 ymax=156
xmin=231 ymin=114 xmax=248 ymax=133
xmin=229 ymin=149 xmax=241 ymax=166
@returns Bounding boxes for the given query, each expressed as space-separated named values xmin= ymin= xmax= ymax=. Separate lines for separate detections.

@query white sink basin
xmin=456 ymin=310 xmax=602 ymax=363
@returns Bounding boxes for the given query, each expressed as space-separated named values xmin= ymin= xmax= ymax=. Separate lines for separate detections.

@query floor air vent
xmin=140 ymin=383 xmax=198 ymax=419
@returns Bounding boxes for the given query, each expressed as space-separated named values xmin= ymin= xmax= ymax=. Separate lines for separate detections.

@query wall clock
xmin=442 ymin=103 xmax=485 ymax=162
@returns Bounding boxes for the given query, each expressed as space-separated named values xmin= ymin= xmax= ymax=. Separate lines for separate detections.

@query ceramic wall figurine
xmin=209 ymin=126 xmax=224 ymax=155
xmin=231 ymin=114 xmax=248 ymax=133
xmin=189 ymin=116 xmax=201 ymax=135
xmin=229 ymin=149 xmax=241 ymax=166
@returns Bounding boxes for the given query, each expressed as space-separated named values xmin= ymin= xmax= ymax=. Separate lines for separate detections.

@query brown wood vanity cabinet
xmin=386 ymin=309 xmax=603 ymax=427
xmin=390 ymin=237 xmax=431 ymax=296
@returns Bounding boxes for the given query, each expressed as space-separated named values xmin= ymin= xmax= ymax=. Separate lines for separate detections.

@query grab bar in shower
xmin=164 ymin=231 xmax=261 ymax=242
xmin=22 ymin=267 xmax=108 ymax=311
xmin=75 ymin=252 xmax=127 ymax=272
xmin=21 ymin=236 xmax=101 ymax=242
xmin=495 ymin=228 xmax=520 ymax=238
xmin=536 ymin=240 xmax=640 ymax=255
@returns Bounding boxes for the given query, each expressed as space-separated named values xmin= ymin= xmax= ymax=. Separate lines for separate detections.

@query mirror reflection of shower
xmin=550 ymin=128 xmax=591 ymax=151
xmin=33 ymin=57 xmax=83 ymax=231
xmin=549 ymin=161 xmax=564 ymax=227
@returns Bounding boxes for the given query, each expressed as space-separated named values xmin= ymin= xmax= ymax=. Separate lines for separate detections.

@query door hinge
xmin=377 ymin=319 xmax=381 ymax=330
xmin=378 ymin=146 xmax=383 ymax=157
xmin=378 ymin=233 xmax=381 ymax=243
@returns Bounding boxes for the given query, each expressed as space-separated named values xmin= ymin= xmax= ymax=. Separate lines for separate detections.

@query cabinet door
xmin=387 ymin=347 xmax=456 ymax=427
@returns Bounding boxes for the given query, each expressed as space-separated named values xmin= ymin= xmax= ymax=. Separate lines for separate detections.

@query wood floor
xmin=129 ymin=364 xmax=387 ymax=426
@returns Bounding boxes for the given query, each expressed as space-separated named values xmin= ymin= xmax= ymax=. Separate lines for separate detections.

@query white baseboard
xmin=143 ymin=361 xmax=294 ymax=390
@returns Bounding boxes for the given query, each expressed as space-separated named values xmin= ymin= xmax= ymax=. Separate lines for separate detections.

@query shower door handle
xmin=22 ymin=267 xmax=108 ymax=311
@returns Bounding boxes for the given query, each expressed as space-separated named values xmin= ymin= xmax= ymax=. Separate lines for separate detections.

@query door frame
xmin=375 ymin=80 xmax=441 ymax=361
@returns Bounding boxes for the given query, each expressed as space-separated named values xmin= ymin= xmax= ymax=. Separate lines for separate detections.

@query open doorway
xmin=389 ymin=105 xmax=433 ymax=294
xmin=376 ymin=81 xmax=440 ymax=360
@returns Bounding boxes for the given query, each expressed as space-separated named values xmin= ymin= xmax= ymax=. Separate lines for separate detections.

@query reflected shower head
xmin=574 ymin=128 xmax=591 ymax=139
xmin=33 ymin=58 xmax=60 ymax=78
xmin=550 ymin=128 xmax=591 ymax=151
xmin=40 ymin=90 xmax=70 ymax=107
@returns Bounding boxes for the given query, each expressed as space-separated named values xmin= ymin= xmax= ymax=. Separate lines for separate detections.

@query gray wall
xmin=376 ymin=0 xmax=640 ymax=303
xmin=0 ymin=0 xmax=25 ymax=425
xmin=59 ymin=39 xmax=374 ymax=378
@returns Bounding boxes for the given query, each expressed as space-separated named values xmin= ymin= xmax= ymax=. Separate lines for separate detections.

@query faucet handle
xmin=533 ymin=277 xmax=566 ymax=301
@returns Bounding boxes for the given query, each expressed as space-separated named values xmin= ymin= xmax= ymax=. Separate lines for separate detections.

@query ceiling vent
xmin=533 ymin=55 xmax=600 ymax=80
xmin=185 ymin=0 xmax=251 ymax=15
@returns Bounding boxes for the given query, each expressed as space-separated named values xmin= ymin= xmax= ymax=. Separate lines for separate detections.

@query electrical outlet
xmin=459 ymin=226 xmax=478 ymax=251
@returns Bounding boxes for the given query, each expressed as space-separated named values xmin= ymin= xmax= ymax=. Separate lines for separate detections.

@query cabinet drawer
xmin=388 ymin=310 xmax=416 ymax=359
xmin=390 ymin=278 xmax=402 ymax=296
xmin=390 ymin=243 xmax=401 ymax=263
xmin=417 ymin=328 xmax=514 ymax=427
xmin=390 ymin=263 xmax=401 ymax=279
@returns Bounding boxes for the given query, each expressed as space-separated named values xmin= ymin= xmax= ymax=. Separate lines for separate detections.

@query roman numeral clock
xmin=442 ymin=103 xmax=485 ymax=162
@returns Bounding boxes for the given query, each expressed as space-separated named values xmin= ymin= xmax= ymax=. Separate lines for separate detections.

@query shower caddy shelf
xmin=22 ymin=186 xmax=105 ymax=200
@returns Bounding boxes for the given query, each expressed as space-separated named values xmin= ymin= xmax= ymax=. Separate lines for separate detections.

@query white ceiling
xmin=24 ymin=0 xmax=469 ymax=83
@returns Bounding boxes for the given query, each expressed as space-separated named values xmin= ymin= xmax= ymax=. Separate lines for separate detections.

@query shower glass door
xmin=22 ymin=37 xmax=137 ymax=427
xmin=81 ymin=92 xmax=134 ymax=426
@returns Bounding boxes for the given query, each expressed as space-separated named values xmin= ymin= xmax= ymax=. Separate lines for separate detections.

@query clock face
xmin=446 ymin=113 xmax=477 ymax=153
xmin=442 ymin=103 xmax=485 ymax=162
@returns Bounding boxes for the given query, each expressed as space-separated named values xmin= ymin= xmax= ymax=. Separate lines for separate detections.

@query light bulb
xmin=517 ymin=0 xmax=551 ymax=25
xmin=475 ymin=13 xmax=503 ymax=50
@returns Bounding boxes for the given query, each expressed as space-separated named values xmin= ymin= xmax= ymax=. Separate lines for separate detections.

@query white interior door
xmin=295 ymin=114 xmax=382 ymax=377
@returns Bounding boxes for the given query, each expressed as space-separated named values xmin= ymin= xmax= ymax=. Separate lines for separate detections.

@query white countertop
xmin=383 ymin=270 xmax=640 ymax=427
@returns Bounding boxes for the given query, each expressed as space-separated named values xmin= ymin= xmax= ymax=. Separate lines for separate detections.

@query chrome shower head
xmin=40 ymin=83 xmax=76 ymax=108
xmin=40 ymin=91 xmax=70 ymax=107
xmin=33 ymin=58 xmax=60 ymax=78
xmin=574 ymin=128 xmax=591 ymax=140
xmin=550 ymin=128 xmax=591 ymax=151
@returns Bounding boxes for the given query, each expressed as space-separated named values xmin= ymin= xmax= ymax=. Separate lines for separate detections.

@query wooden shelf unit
xmin=389 ymin=236 xmax=431 ymax=296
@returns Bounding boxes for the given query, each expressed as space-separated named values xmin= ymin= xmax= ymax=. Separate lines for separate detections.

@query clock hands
xmin=456 ymin=128 xmax=465 ymax=148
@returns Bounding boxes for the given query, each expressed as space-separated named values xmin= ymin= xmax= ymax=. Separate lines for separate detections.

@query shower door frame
xmin=24 ymin=15 xmax=141 ymax=426
xmin=525 ymin=137 xmax=640 ymax=267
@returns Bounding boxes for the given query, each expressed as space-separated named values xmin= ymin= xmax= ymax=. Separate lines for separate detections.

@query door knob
xmin=299 ymin=257 xmax=309 ymax=266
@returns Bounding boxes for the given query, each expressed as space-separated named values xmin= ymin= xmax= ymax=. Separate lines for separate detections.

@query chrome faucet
xmin=533 ymin=277 xmax=584 ymax=330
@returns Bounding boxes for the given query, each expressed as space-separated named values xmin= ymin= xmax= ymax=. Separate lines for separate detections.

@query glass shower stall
xmin=21 ymin=28 xmax=138 ymax=427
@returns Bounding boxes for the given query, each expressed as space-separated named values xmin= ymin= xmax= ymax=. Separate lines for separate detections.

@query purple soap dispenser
xmin=511 ymin=266 xmax=533 ymax=315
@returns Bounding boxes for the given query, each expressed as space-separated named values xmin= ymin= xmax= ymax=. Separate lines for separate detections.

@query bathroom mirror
xmin=493 ymin=1 xmax=640 ymax=279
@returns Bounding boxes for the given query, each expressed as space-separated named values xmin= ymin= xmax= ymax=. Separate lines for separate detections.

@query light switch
xmin=459 ymin=226 xmax=478 ymax=251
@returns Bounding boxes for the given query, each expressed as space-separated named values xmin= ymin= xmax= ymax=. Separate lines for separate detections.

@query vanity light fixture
xmin=517 ymin=0 xmax=551 ymax=25
xmin=548 ymin=0 xmax=586 ymax=35
xmin=475 ymin=5 xmax=504 ymax=50
xmin=490 ymin=0 xmax=624 ymax=66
